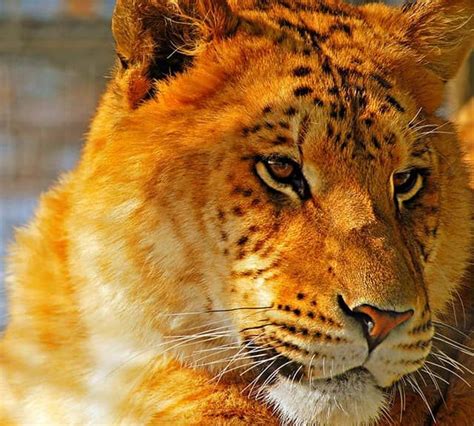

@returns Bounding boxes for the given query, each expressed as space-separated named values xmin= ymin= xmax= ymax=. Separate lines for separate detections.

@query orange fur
xmin=1 ymin=0 xmax=473 ymax=424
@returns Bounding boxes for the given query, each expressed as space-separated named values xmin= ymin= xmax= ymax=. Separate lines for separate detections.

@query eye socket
xmin=393 ymin=169 xmax=423 ymax=203
xmin=255 ymin=156 xmax=309 ymax=200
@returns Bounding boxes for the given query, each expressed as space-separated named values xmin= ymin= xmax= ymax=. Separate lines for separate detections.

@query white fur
xmin=265 ymin=370 xmax=387 ymax=426
xmin=84 ymin=334 xmax=154 ymax=424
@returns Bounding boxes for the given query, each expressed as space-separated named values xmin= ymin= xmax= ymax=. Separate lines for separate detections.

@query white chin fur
xmin=264 ymin=370 xmax=387 ymax=426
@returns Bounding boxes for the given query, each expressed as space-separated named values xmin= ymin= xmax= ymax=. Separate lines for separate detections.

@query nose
xmin=338 ymin=296 xmax=413 ymax=350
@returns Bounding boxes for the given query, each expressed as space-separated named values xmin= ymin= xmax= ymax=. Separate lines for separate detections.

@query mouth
xmin=245 ymin=341 xmax=389 ymax=424
xmin=247 ymin=341 xmax=371 ymax=388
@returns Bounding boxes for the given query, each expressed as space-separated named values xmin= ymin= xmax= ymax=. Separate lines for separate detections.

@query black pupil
xmin=395 ymin=171 xmax=417 ymax=194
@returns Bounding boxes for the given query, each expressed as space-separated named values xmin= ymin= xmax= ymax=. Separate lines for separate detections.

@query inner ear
xmin=112 ymin=0 xmax=238 ymax=108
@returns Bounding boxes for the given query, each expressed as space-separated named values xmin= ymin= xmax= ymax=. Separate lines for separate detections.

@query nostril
xmin=338 ymin=294 xmax=374 ymax=333
xmin=337 ymin=295 xmax=414 ymax=351
xmin=337 ymin=294 xmax=351 ymax=316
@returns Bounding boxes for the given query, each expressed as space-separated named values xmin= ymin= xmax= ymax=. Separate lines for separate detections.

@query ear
xmin=364 ymin=0 xmax=473 ymax=113
xmin=112 ymin=0 xmax=238 ymax=108
xmin=399 ymin=0 xmax=473 ymax=112
xmin=400 ymin=0 xmax=473 ymax=82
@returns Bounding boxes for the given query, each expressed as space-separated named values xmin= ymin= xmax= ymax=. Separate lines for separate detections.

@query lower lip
xmin=305 ymin=367 xmax=370 ymax=389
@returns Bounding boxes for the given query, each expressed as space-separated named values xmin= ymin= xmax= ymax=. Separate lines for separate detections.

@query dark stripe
xmin=371 ymin=73 xmax=392 ymax=89
xmin=386 ymin=95 xmax=405 ymax=113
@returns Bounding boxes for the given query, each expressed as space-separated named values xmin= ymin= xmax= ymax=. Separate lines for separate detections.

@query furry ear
xmin=112 ymin=0 xmax=238 ymax=108
xmin=400 ymin=0 xmax=473 ymax=82
xmin=399 ymin=0 xmax=474 ymax=112
xmin=398 ymin=0 xmax=473 ymax=112
xmin=364 ymin=0 xmax=473 ymax=112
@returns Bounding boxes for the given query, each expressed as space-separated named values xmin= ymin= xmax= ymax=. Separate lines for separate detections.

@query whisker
xmin=432 ymin=347 xmax=473 ymax=374
xmin=407 ymin=107 xmax=423 ymax=128
xmin=162 ymin=305 xmax=274 ymax=316
xmin=190 ymin=343 xmax=241 ymax=356
xmin=198 ymin=352 xmax=268 ymax=370
xmin=432 ymin=335 xmax=473 ymax=356
xmin=432 ymin=320 xmax=470 ymax=339
xmin=415 ymin=369 xmax=428 ymax=387
xmin=406 ymin=376 xmax=435 ymax=423
xmin=450 ymin=298 xmax=459 ymax=327
xmin=254 ymin=358 xmax=295 ymax=399
xmin=238 ymin=345 xmax=286 ymax=378
xmin=179 ymin=309 xmax=266 ymax=334
xmin=189 ymin=345 xmax=243 ymax=367
xmin=214 ymin=339 xmax=261 ymax=383
xmin=421 ymin=365 xmax=450 ymax=386
xmin=452 ymin=288 xmax=467 ymax=329
xmin=308 ymin=353 xmax=316 ymax=388
xmin=163 ymin=330 xmax=235 ymax=340
xmin=241 ymin=352 xmax=283 ymax=395
xmin=420 ymin=365 xmax=448 ymax=410
xmin=239 ymin=323 xmax=274 ymax=333
xmin=425 ymin=360 xmax=471 ymax=387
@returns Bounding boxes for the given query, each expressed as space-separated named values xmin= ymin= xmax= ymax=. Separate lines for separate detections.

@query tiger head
xmin=75 ymin=0 xmax=473 ymax=424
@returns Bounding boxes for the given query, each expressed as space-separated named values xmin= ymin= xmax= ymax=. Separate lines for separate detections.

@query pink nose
xmin=353 ymin=304 xmax=414 ymax=350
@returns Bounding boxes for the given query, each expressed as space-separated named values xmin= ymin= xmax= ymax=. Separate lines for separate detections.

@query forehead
xmin=220 ymin=4 xmax=419 ymax=172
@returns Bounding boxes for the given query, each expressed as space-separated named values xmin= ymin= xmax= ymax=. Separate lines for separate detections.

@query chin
xmin=264 ymin=369 xmax=387 ymax=426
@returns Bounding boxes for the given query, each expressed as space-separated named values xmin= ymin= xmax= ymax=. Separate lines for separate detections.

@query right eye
xmin=255 ymin=156 xmax=310 ymax=200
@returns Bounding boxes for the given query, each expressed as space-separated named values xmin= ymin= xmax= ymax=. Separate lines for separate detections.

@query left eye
xmin=393 ymin=169 xmax=423 ymax=202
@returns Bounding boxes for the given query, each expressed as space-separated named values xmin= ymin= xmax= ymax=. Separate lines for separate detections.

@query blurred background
xmin=0 ymin=0 xmax=115 ymax=327
xmin=0 ymin=0 xmax=472 ymax=329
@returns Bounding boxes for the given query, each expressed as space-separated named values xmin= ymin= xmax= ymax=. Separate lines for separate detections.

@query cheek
xmin=210 ymin=165 xmax=277 ymax=259
xmin=403 ymin=179 xmax=441 ymax=264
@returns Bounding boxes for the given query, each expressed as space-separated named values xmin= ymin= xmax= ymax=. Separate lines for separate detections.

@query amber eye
xmin=255 ymin=156 xmax=309 ymax=200
xmin=393 ymin=169 xmax=423 ymax=202
xmin=266 ymin=159 xmax=296 ymax=181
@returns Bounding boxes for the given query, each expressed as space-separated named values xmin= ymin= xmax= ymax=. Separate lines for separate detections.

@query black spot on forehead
xmin=313 ymin=97 xmax=324 ymax=107
xmin=274 ymin=135 xmax=289 ymax=145
xmin=264 ymin=121 xmax=275 ymax=129
xmin=277 ymin=18 xmax=326 ymax=50
xmin=384 ymin=132 xmax=397 ymax=145
xmin=294 ymin=86 xmax=314 ymax=97
xmin=250 ymin=124 xmax=262 ymax=134
xmin=321 ymin=57 xmax=332 ymax=75
xmin=371 ymin=136 xmax=381 ymax=150
xmin=293 ymin=66 xmax=312 ymax=77
xmin=364 ymin=118 xmax=374 ymax=128
xmin=327 ymin=123 xmax=334 ymax=138
xmin=328 ymin=22 xmax=352 ymax=36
